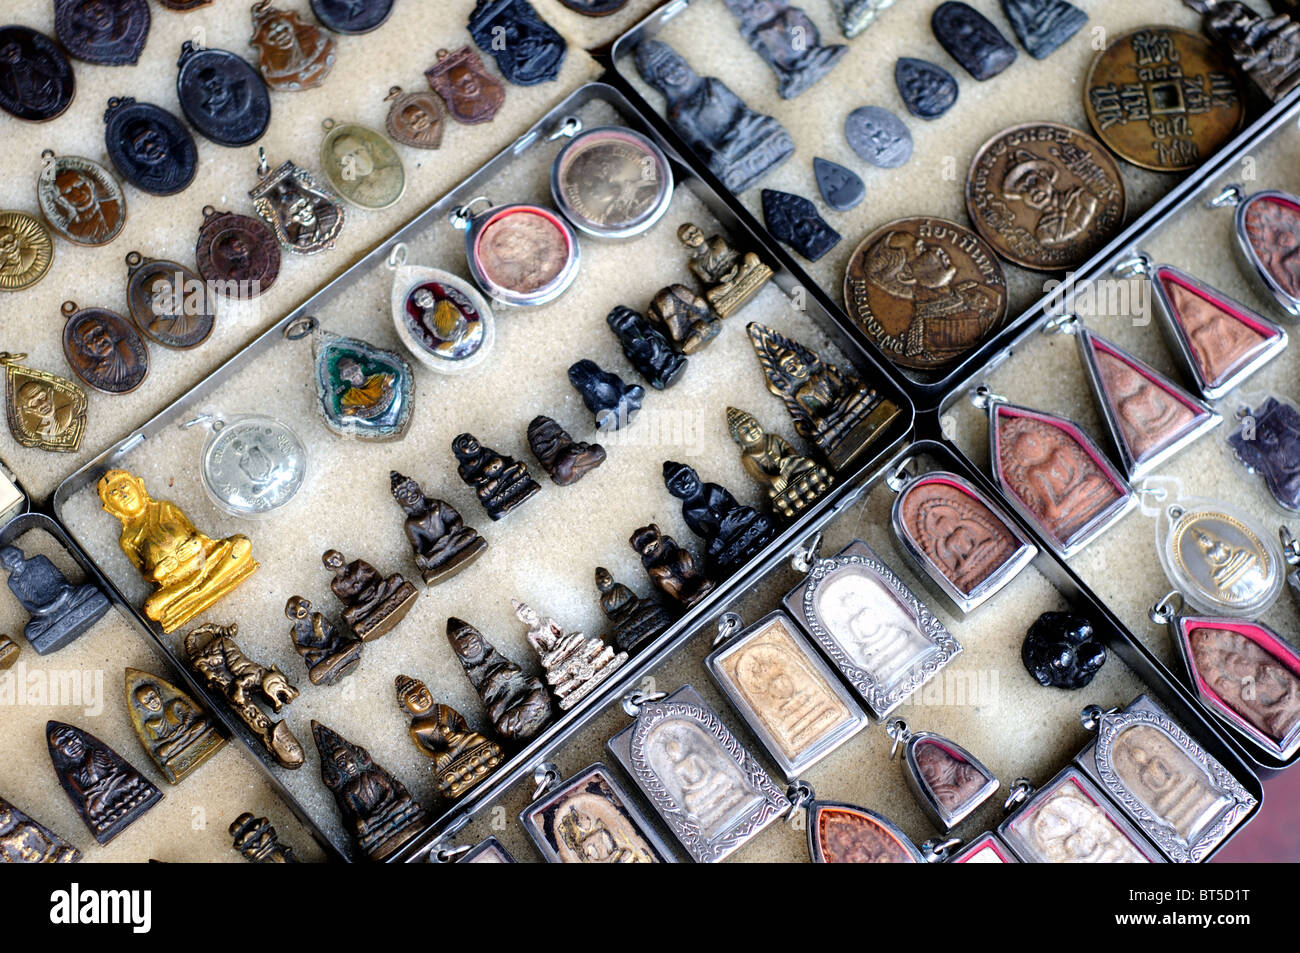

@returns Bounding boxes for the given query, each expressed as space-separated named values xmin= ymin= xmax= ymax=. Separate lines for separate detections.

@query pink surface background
xmin=1213 ymin=771 xmax=1300 ymax=861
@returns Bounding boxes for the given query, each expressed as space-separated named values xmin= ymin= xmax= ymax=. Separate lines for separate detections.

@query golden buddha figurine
xmin=726 ymin=406 xmax=833 ymax=519
xmin=395 ymin=674 xmax=502 ymax=800
xmin=678 ymin=222 xmax=772 ymax=319
xmin=97 ymin=469 xmax=259 ymax=633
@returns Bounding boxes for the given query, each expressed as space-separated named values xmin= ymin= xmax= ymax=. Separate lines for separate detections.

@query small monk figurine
xmin=452 ymin=432 xmax=542 ymax=520
xmin=46 ymin=721 xmax=162 ymax=845
xmin=515 ymin=600 xmax=627 ymax=711
xmin=321 ymin=549 xmax=417 ymax=642
xmin=286 ymin=595 xmax=362 ymax=686
xmin=726 ymin=406 xmax=833 ymax=519
xmin=447 ymin=617 xmax=552 ymax=742
xmin=678 ymin=223 xmax=772 ymax=319
xmin=607 ymin=305 xmax=688 ymax=390
xmin=663 ymin=461 xmax=779 ymax=577
xmin=311 ymin=720 xmax=428 ymax=862
xmin=395 ymin=674 xmax=502 ymax=799
xmin=630 ymin=523 xmax=715 ymax=609
xmin=389 ymin=471 xmax=487 ymax=584
xmin=0 ymin=545 xmax=110 ymax=654
xmin=124 ymin=668 xmax=225 ymax=784
xmin=229 ymin=812 xmax=298 ymax=863
xmin=567 ymin=360 xmax=645 ymax=431
xmin=97 ymin=469 xmax=259 ymax=633
xmin=648 ymin=284 xmax=721 ymax=355
xmin=595 ymin=566 xmax=673 ymax=654
xmin=527 ymin=415 xmax=605 ymax=486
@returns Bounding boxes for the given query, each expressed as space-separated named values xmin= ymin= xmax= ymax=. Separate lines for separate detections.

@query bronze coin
xmin=125 ymin=252 xmax=215 ymax=349
xmin=843 ymin=216 xmax=1007 ymax=370
xmin=384 ymin=86 xmax=443 ymax=149
xmin=0 ymin=209 xmax=54 ymax=292
xmin=1084 ymin=26 xmax=1244 ymax=172
xmin=966 ymin=121 xmax=1126 ymax=271
xmin=194 ymin=206 xmax=280 ymax=298
xmin=36 ymin=151 xmax=127 ymax=247
xmin=61 ymin=301 xmax=149 ymax=394
xmin=476 ymin=208 xmax=570 ymax=294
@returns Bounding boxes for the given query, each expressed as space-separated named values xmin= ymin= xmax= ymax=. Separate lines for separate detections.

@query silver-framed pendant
xmin=787 ymin=782 xmax=925 ymax=863
xmin=886 ymin=717 xmax=998 ymax=832
xmin=975 ymin=388 xmax=1136 ymax=559
xmin=520 ymin=761 xmax=675 ymax=863
xmin=886 ymin=461 xmax=1037 ymax=615
xmin=181 ymin=412 xmax=307 ymax=518
xmin=249 ymin=149 xmax=345 ymax=256
xmin=385 ymin=242 xmax=494 ymax=375
xmin=1151 ymin=590 xmax=1300 ymax=760
xmin=1154 ymin=496 xmax=1283 ymax=617
xmin=1075 ymin=694 xmax=1256 ymax=863
xmin=549 ymin=118 xmax=674 ymax=240
xmin=606 ymin=685 xmax=789 ymax=863
xmin=1049 ymin=315 xmax=1220 ymax=479
xmin=1116 ymin=253 xmax=1286 ymax=401
xmin=1211 ymin=184 xmax=1300 ymax=319
xmin=782 ymin=539 xmax=961 ymax=719
xmin=998 ymin=766 xmax=1165 ymax=863
xmin=705 ymin=610 xmax=868 ymax=782
xmin=946 ymin=831 xmax=1020 ymax=863
xmin=450 ymin=197 xmax=580 ymax=307
xmin=1284 ymin=525 xmax=1300 ymax=605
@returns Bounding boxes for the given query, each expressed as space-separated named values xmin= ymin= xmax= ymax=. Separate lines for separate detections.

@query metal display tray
xmin=48 ymin=83 xmax=914 ymax=862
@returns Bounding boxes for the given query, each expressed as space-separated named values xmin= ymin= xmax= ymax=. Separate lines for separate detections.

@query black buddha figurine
xmin=723 ymin=0 xmax=846 ymax=98
xmin=634 ymin=39 xmax=794 ymax=193
xmin=527 ymin=415 xmax=605 ymax=486
xmin=595 ymin=566 xmax=673 ymax=654
xmin=311 ymin=720 xmax=428 ymax=862
xmin=649 ymin=284 xmax=721 ymax=355
xmin=0 ymin=545 xmax=110 ymax=654
xmin=286 ymin=595 xmax=362 ymax=686
xmin=567 ymin=360 xmax=644 ymax=431
xmin=46 ymin=721 xmax=162 ymax=845
xmin=446 ymin=616 xmax=552 ymax=742
xmin=662 ymin=461 xmax=779 ymax=578
xmin=607 ymin=305 xmax=688 ymax=389
xmin=452 ymin=432 xmax=542 ymax=520
xmin=468 ymin=0 xmax=566 ymax=86
xmin=390 ymin=471 xmax=487 ymax=584
xmin=321 ymin=549 xmax=417 ymax=642
xmin=629 ymin=523 xmax=716 ymax=609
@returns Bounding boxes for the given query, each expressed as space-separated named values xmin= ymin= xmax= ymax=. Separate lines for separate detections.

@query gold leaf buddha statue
xmin=726 ymin=406 xmax=833 ymax=519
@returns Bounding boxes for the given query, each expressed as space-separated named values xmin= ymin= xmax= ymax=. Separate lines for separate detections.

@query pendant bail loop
xmin=885 ymin=717 xmax=911 ymax=759
xmin=1080 ymin=704 xmax=1105 ymax=732
xmin=713 ymin=611 xmax=743 ymax=647
xmin=386 ymin=242 xmax=408 ymax=269
xmin=531 ymin=762 xmax=558 ymax=801
xmin=1207 ymin=184 xmax=1245 ymax=209
xmin=1280 ymin=525 xmax=1299 ymax=567
xmin=256 ymin=146 xmax=269 ymax=178
xmin=433 ymin=844 xmax=471 ymax=863
xmin=1003 ymin=778 xmax=1033 ymax=813
xmin=1149 ymin=589 xmax=1183 ymax=625
xmin=884 ymin=458 xmax=913 ymax=493
xmin=968 ymin=383 xmax=1003 ymax=410
xmin=449 ymin=195 xmax=492 ymax=231
xmin=622 ymin=688 xmax=666 ymax=717
xmin=548 ymin=115 xmax=582 ymax=141
xmin=1112 ymin=252 xmax=1153 ymax=279
xmin=178 ymin=413 xmax=216 ymax=431
xmin=790 ymin=531 xmax=823 ymax=573
xmin=283 ymin=315 xmax=318 ymax=341
xmin=921 ymin=836 xmax=962 ymax=863
xmin=1041 ymin=311 xmax=1082 ymax=336
xmin=785 ymin=780 xmax=814 ymax=822
xmin=0 ymin=353 xmax=28 ymax=366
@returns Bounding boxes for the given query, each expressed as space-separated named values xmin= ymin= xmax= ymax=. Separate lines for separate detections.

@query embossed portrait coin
xmin=966 ymin=121 xmax=1125 ymax=271
xmin=551 ymin=126 xmax=672 ymax=238
xmin=177 ymin=41 xmax=271 ymax=148
xmin=195 ymin=207 xmax=281 ymax=297
xmin=201 ymin=415 xmax=306 ymax=517
xmin=3 ymin=357 xmax=87 ymax=452
xmin=125 ymin=252 xmax=215 ymax=349
xmin=1085 ymin=27 xmax=1243 ymax=172
xmin=844 ymin=216 xmax=1007 ymax=369
xmin=310 ymin=0 xmax=394 ymax=33
xmin=250 ymin=1 xmax=335 ymax=91
xmin=0 ymin=25 xmax=76 ymax=122
xmin=104 ymin=97 xmax=198 ymax=196
xmin=36 ymin=152 xmax=126 ymax=247
xmin=0 ymin=210 xmax=54 ymax=292
xmin=384 ymin=86 xmax=443 ymax=149
xmin=60 ymin=301 xmax=149 ymax=395
xmin=319 ymin=121 xmax=405 ymax=210
xmin=426 ymin=45 xmax=506 ymax=125
xmin=54 ymin=0 xmax=149 ymax=67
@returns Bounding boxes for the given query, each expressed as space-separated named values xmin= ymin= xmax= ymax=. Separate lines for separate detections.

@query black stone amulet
xmin=1021 ymin=611 xmax=1106 ymax=689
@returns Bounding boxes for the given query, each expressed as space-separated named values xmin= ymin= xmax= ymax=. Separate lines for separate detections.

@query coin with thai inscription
xmin=844 ymin=216 xmax=1007 ymax=369
xmin=104 ymin=97 xmax=198 ymax=196
xmin=54 ymin=0 xmax=150 ymax=67
xmin=61 ymin=302 xmax=149 ymax=395
xmin=176 ymin=41 xmax=271 ymax=148
xmin=0 ymin=26 xmax=75 ymax=122
xmin=310 ymin=0 xmax=393 ymax=33
xmin=319 ymin=120 xmax=406 ymax=210
xmin=1084 ymin=27 xmax=1243 ymax=172
xmin=2 ymin=355 xmax=87 ymax=453
xmin=0 ymin=210 xmax=54 ymax=292
xmin=844 ymin=105 xmax=912 ymax=168
xmin=36 ymin=152 xmax=126 ymax=247
xmin=125 ymin=252 xmax=215 ymax=349
xmin=195 ymin=207 xmax=281 ymax=298
xmin=384 ymin=87 xmax=443 ymax=149
xmin=966 ymin=122 xmax=1125 ymax=271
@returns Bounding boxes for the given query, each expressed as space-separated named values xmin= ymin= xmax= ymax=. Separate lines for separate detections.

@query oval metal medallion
xmin=54 ymin=0 xmax=150 ymax=67
xmin=320 ymin=120 xmax=406 ymax=210
xmin=104 ymin=97 xmax=198 ymax=196
xmin=0 ymin=210 xmax=54 ymax=292
xmin=61 ymin=301 xmax=149 ymax=395
xmin=1163 ymin=504 xmax=1281 ymax=616
xmin=0 ymin=25 xmax=76 ymax=122
xmin=176 ymin=41 xmax=271 ymax=148
xmin=36 ymin=151 xmax=127 ymax=247
xmin=194 ymin=207 xmax=281 ymax=297
xmin=125 ymin=252 xmax=215 ymax=349
xmin=309 ymin=0 xmax=394 ymax=34
xmin=201 ymin=415 xmax=307 ymax=517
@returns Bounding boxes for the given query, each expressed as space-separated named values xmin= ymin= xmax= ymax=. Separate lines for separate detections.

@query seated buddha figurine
xmin=390 ymin=471 xmax=487 ymax=584
xmin=395 ymin=674 xmax=502 ymax=799
xmin=321 ymin=550 xmax=416 ymax=642
xmin=662 ymin=461 xmax=779 ymax=578
xmin=678 ymin=223 xmax=772 ymax=319
xmin=595 ymin=566 xmax=672 ymax=654
xmin=0 ymin=545 xmax=110 ymax=654
xmin=527 ymin=415 xmax=605 ymax=486
xmin=285 ymin=595 xmax=362 ymax=686
xmin=125 ymin=668 xmax=225 ymax=784
xmin=452 ymin=432 xmax=541 ymax=521
xmin=726 ymin=406 xmax=832 ymax=519
xmin=97 ymin=469 xmax=258 ymax=633
xmin=630 ymin=523 xmax=715 ymax=609
xmin=649 ymin=284 xmax=721 ymax=355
